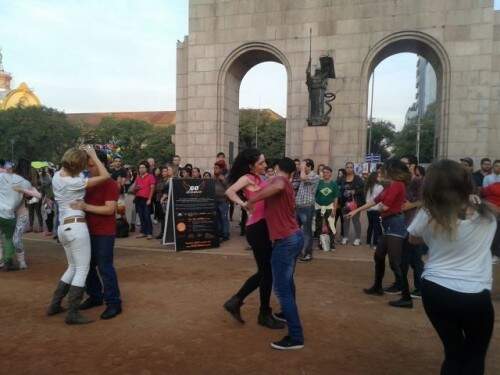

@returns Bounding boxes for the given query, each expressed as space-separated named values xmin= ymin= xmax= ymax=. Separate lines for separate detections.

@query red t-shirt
xmin=85 ymin=179 xmax=119 ymax=236
xmin=265 ymin=176 xmax=299 ymax=241
xmin=135 ymin=173 xmax=156 ymax=199
xmin=374 ymin=180 xmax=406 ymax=218
xmin=482 ymin=182 xmax=500 ymax=208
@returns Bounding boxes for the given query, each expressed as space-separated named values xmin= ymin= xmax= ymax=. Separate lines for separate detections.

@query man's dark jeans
xmin=296 ymin=206 xmax=314 ymax=257
xmin=86 ymin=235 xmax=121 ymax=306
xmin=272 ymin=230 xmax=305 ymax=343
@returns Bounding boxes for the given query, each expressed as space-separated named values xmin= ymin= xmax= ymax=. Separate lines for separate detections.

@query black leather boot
xmin=223 ymin=295 xmax=244 ymax=323
xmin=65 ymin=286 xmax=93 ymax=325
xmin=47 ymin=281 xmax=70 ymax=316
xmin=364 ymin=256 xmax=385 ymax=295
xmin=258 ymin=308 xmax=285 ymax=329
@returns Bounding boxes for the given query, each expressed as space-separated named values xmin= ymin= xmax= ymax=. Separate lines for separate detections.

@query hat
xmin=460 ymin=157 xmax=473 ymax=167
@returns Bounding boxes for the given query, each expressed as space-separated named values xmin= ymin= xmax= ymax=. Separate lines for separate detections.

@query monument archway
xmin=216 ymin=42 xmax=291 ymax=162
xmin=177 ymin=1 xmax=500 ymax=170
xmin=360 ymin=31 xmax=451 ymax=160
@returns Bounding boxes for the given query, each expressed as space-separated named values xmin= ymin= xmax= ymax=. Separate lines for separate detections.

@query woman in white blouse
xmin=47 ymin=146 xmax=109 ymax=325
xmin=408 ymin=160 xmax=496 ymax=375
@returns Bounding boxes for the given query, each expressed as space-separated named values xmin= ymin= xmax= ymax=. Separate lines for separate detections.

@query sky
xmin=1 ymin=1 xmax=498 ymax=128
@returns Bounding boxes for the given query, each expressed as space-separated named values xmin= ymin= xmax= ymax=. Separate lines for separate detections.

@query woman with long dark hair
xmin=223 ymin=148 xmax=284 ymax=329
xmin=334 ymin=168 xmax=346 ymax=239
xmin=346 ymin=159 xmax=412 ymax=308
xmin=339 ymin=162 xmax=364 ymax=246
xmin=408 ymin=160 xmax=496 ymax=374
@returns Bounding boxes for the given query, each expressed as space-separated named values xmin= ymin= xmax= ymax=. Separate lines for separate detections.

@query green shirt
xmin=315 ymin=180 xmax=339 ymax=206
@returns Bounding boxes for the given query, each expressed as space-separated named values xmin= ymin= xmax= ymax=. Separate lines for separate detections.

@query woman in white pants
xmin=47 ymin=146 xmax=109 ymax=325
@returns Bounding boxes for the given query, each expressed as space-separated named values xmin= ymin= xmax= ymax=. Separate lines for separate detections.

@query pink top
xmin=244 ymin=174 xmax=267 ymax=226
xmin=135 ymin=173 xmax=156 ymax=199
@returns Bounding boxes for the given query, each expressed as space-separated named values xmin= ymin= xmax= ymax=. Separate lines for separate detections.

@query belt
xmin=63 ymin=217 xmax=86 ymax=225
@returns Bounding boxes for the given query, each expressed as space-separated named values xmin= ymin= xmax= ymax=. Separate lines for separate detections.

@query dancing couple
xmin=223 ymin=149 xmax=305 ymax=350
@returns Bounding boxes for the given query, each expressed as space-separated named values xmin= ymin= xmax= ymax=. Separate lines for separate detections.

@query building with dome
xmin=0 ymin=50 xmax=41 ymax=110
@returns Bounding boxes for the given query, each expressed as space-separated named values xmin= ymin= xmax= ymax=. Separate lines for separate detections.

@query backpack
xmin=116 ymin=217 xmax=129 ymax=238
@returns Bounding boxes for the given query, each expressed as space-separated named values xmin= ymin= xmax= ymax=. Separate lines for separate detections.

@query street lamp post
xmin=368 ymin=70 xmax=375 ymax=156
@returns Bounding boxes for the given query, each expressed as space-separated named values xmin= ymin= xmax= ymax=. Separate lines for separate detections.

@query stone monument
xmin=176 ymin=0 xmax=500 ymax=170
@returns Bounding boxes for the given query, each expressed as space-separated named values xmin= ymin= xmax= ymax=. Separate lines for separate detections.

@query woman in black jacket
xmin=339 ymin=162 xmax=365 ymax=246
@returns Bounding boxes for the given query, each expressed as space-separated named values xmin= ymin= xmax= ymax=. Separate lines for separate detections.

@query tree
xmin=90 ymin=117 xmax=174 ymax=166
xmin=239 ymin=109 xmax=285 ymax=164
xmin=366 ymin=120 xmax=396 ymax=161
xmin=0 ymin=106 xmax=80 ymax=163
xmin=142 ymin=126 xmax=175 ymax=166
xmin=392 ymin=103 xmax=436 ymax=163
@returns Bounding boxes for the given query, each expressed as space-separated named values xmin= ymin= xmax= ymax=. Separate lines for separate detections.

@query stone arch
xmin=360 ymin=31 xmax=452 ymax=159
xmin=216 ymin=42 xmax=292 ymax=160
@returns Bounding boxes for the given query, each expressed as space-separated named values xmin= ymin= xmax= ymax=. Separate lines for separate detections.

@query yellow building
xmin=0 ymin=50 xmax=41 ymax=110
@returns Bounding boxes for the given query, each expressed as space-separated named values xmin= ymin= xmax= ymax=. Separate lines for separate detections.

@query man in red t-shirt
xmin=247 ymin=157 xmax=305 ymax=351
xmin=70 ymin=151 xmax=122 ymax=320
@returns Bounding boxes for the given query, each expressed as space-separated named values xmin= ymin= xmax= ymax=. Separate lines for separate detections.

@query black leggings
xmin=401 ymin=237 xmax=424 ymax=291
xmin=422 ymin=279 xmax=494 ymax=375
xmin=235 ymin=219 xmax=273 ymax=313
xmin=334 ymin=206 xmax=344 ymax=238
xmin=29 ymin=201 xmax=43 ymax=230
xmin=373 ymin=234 xmax=410 ymax=298
xmin=366 ymin=210 xmax=382 ymax=247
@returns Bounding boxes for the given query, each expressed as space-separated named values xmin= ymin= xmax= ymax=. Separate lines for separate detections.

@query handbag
xmin=346 ymin=199 xmax=358 ymax=213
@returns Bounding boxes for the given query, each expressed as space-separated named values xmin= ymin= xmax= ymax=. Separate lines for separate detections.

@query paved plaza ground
xmin=1 ymin=228 xmax=499 ymax=375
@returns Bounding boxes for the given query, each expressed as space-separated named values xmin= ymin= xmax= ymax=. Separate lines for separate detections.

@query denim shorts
xmin=381 ymin=214 xmax=407 ymax=238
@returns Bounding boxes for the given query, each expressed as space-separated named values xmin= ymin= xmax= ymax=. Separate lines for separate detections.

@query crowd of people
xmin=0 ymin=147 xmax=499 ymax=369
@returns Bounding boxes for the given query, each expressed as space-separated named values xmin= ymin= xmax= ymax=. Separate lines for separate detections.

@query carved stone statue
xmin=306 ymin=55 xmax=336 ymax=126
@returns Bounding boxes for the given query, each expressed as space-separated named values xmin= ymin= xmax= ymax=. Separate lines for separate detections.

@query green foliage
xmin=239 ymin=109 xmax=285 ymax=164
xmin=88 ymin=117 xmax=175 ymax=166
xmin=0 ymin=106 xmax=80 ymax=163
xmin=366 ymin=120 xmax=396 ymax=161
xmin=392 ymin=103 xmax=436 ymax=163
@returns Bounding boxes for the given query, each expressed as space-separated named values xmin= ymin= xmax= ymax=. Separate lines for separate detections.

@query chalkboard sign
xmin=170 ymin=178 xmax=219 ymax=251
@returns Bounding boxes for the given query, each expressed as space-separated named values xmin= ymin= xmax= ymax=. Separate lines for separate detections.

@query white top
xmin=408 ymin=208 xmax=497 ymax=293
xmin=0 ymin=172 xmax=32 ymax=219
xmin=483 ymin=173 xmax=500 ymax=187
xmin=52 ymin=171 xmax=88 ymax=221
xmin=366 ymin=184 xmax=383 ymax=211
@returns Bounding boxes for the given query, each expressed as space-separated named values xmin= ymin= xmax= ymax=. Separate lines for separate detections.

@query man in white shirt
xmin=482 ymin=160 xmax=500 ymax=188
xmin=0 ymin=169 xmax=32 ymax=270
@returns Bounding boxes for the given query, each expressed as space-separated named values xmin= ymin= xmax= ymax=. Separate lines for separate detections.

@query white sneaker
xmin=493 ymin=255 xmax=499 ymax=265
xmin=353 ymin=239 xmax=361 ymax=246
xmin=341 ymin=238 xmax=348 ymax=245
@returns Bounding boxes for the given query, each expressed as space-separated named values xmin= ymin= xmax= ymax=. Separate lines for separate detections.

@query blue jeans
xmin=86 ymin=235 xmax=121 ymax=306
xmin=271 ymin=230 xmax=305 ymax=343
xmin=216 ymin=201 xmax=230 ymax=240
xmin=135 ymin=197 xmax=152 ymax=235
xmin=296 ymin=206 xmax=314 ymax=256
